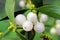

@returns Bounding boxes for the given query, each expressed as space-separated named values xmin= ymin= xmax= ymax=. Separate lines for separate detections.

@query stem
xmin=25 ymin=32 xmax=30 ymax=40
xmin=15 ymin=30 xmax=26 ymax=40
xmin=25 ymin=31 xmax=33 ymax=40
xmin=25 ymin=30 xmax=35 ymax=40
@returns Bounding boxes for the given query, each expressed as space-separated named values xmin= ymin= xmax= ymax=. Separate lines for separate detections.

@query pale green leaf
xmin=5 ymin=0 xmax=15 ymax=23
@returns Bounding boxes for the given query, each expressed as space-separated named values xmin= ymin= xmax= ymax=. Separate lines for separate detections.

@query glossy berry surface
xmin=15 ymin=14 xmax=26 ymax=26
xmin=34 ymin=23 xmax=45 ymax=32
xmin=22 ymin=21 xmax=33 ymax=31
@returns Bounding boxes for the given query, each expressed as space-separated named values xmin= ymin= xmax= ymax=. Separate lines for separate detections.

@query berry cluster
xmin=15 ymin=12 xmax=48 ymax=33
xmin=50 ymin=20 xmax=60 ymax=35
xmin=17 ymin=0 xmax=60 ymax=35
xmin=19 ymin=0 xmax=35 ymax=9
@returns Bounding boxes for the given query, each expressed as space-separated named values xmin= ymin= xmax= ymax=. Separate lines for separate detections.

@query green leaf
xmin=0 ymin=0 xmax=7 ymax=20
xmin=16 ymin=30 xmax=26 ymax=40
xmin=0 ymin=20 xmax=9 ymax=32
xmin=1 ymin=31 xmax=20 ymax=40
xmin=33 ymin=32 xmax=43 ymax=40
xmin=5 ymin=0 xmax=15 ymax=23
xmin=0 ymin=0 xmax=20 ymax=20
xmin=51 ymin=0 xmax=60 ymax=6
xmin=0 ymin=20 xmax=11 ymax=39
xmin=44 ymin=17 xmax=56 ymax=26
xmin=44 ymin=0 xmax=60 ymax=6
xmin=15 ymin=0 xmax=21 ymax=12
xmin=37 ymin=5 xmax=60 ymax=19
xmin=0 ymin=10 xmax=7 ymax=20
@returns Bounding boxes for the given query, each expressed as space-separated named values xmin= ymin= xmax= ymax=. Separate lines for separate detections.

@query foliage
xmin=0 ymin=0 xmax=60 ymax=40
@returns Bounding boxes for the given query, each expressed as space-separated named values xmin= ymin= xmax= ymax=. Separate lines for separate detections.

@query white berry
xmin=22 ymin=21 xmax=33 ymax=31
xmin=40 ymin=14 xmax=48 ymax=22
xmin=56 ymin=24 xmax=60 ymax=28
xmin=27 ymin=12 xmax=37 ymax=24
xmin=56 ymin=24 xmax=60 ymax=35
xmin=56 ymin=20 xmax=60 ymax=29
xmin=26 ymin=3 xmax=30 ymax=8
xmin=19 ymin=0 xmax=25 ymax=8
xmin=54 ymin=20 xmax=60 ymax=35
xmin=56 ymin=28 xmax=60 ymax=35
xmin=34 ymin=23 xmax=45 ymax=33
xmin=50 ymin=28 xmax=56 ymax=34
xmin=56 ymin=20 xmax=60 ymax=24
xmin=15 ymin=14 xmax=26 ymax=26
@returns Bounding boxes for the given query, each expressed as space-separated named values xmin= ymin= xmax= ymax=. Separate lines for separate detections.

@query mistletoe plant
xmin=0 ymin=0 xmax=60 ymax=40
